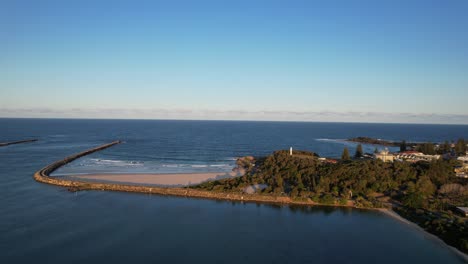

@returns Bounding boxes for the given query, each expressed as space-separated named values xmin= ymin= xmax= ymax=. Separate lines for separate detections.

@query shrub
xmin=320 ymin=194 xmax=335 ymax=205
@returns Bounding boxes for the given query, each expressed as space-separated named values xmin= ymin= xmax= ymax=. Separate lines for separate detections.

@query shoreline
xmin=378 ymin=208 xmax=468 ymax=262
xmin=33 ymin=141 xmax=467 ymax=260
xmin=68 ymin=171 xmax=241 ymax=186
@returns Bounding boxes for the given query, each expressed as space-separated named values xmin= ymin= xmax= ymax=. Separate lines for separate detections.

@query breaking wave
xmin=315 ymin=138 xmax=344 ymax=142
xmin=161 ymin=163 xmax=232 ymax=169
xmin=53 ymin=157 xmax=237 ymax=176
xmin=87 ymin=158 xmax=144 ymax=166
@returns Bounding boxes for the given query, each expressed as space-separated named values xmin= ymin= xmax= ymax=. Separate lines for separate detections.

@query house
xmin=457 ymin=155 xmax=468 ymax=163
xmin=457 ymin=155 xmax=468 ymax=171
xmin=394 ymin=151 xmax=440 ymax=162
xmin=374 ymin=149 xmax=394 ymax=162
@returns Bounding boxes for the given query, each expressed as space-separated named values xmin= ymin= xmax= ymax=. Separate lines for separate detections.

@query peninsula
xmin=34 ymin=141 xmax=468 ymax=256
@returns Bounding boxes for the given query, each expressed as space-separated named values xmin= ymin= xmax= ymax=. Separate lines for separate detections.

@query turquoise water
xmin=0 ymin=119 xmax=466 ymax=263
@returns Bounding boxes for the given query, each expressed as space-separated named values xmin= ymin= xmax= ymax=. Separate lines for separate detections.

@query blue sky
xmin=1 ymin=0 xmax=468 ymax=123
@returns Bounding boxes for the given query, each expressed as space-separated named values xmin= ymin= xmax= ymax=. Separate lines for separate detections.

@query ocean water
xmin=0 ymin=118 xmax=467 ymax=264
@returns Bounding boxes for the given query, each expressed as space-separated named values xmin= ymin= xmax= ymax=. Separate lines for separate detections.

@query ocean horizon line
xmin=1 ymin=116 xmax=468 ymax=126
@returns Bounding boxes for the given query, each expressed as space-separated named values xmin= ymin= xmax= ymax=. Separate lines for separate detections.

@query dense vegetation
xmin=348 ymin=137 xmax=468 ymax=156
xmin=195 ymin=149 xmax=468 ymax=253
xmin=417 ymin=139 xmax=467 ymax=155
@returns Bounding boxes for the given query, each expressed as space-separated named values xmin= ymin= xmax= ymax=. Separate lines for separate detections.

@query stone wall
xmin=0 ymin=139 xmax=38 ymax=147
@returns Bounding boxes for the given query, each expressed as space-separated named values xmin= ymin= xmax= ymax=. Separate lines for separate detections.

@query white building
xmin=394 ymin=151 xmax=440 ymax=162
xmin=457 ymin=155 xmax=468 ymax=163
xmin=374 ymin=149 xmax=394 ymax=162
xmin=457 ymin=155 xmax=468 ymax=171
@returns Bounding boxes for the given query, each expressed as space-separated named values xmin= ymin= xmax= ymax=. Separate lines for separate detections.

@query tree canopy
xmin=355 ymin=144 xmax=363 ymax=158
xmin=342 ymin=147 xmax=350 ymax=160
xmin=400 ymin=140 xmax=407 ymax=152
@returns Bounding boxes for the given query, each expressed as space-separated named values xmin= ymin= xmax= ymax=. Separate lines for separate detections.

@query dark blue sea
xmin=1 ymin=118 xmax=467 ymax=264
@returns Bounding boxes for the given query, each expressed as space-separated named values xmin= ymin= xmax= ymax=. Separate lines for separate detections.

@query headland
xmin=33 ymin=140 xmax=468 ymax=257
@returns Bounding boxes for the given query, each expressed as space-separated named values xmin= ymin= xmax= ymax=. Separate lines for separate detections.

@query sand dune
xmin=71 ymin=171 xmax=240 ymax=186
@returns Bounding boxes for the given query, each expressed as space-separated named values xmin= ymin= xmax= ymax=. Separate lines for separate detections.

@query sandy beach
xmin=71 ymin=171 xmax=240 ymax=186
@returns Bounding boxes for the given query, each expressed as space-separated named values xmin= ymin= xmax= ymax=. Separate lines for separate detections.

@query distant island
xmin=347 ymin=136 xmax=412 ymax=147
xmin=34 ymin=140 xmax=468 ymax=256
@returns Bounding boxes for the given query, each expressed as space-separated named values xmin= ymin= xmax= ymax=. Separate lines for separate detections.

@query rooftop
xmin=399 ymin=151 xmax=423 ymax=155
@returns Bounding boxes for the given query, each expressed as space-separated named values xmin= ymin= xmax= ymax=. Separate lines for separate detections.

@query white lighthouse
xmin=290 ymin=147 xmax=293 ymax=156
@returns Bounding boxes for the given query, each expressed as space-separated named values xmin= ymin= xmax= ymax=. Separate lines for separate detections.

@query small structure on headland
xmin=290 ymin=147 xmax=293 ymax=156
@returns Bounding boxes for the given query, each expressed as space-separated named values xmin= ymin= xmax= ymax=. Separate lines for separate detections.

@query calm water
xmin=1 ymin=118 xmax=467 ymax=264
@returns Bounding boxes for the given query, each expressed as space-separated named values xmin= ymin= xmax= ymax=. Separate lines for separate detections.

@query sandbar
xmin=70 ymin=171 xmax=240 ymax=186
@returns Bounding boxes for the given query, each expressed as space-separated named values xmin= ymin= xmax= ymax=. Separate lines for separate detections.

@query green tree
xmin=417 ymin=143 xmax=436 ymax=155
xmin=439 ymin=140 xmax=451 ymax=154
xmin=290 ymin=187 xmax=299 ymax=198
xmin=402 ymin=192 xmax=425 ymax=209
xmin=341 ymin=147 xmax=350 ymax=161
xmin=320 ymin=194 xmax=335 ymax=205
xmin=455 ymin=138 xmax=466 ymax=155
xmin=416 ymin=176 xmax=436 ymax=197
xmin=274 ymin=174 xmax=284 ymax=193
xmin=374 ymin=147 xmax=379 ymax=154
xmin=355 ymin=144 xmax=363 ymax=158
xmin=400 ymin=140 xmax=407 ymax=152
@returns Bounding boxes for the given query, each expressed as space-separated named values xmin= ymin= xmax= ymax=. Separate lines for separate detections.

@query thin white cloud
xmin=1 ymin=107 xmax=468 ymax=124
